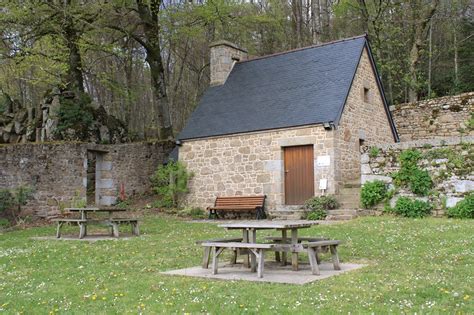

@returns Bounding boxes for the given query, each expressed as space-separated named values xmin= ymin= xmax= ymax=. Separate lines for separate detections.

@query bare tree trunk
xmin=408 ymin=0 xmax=439 ymax=102
xmin=311 ymin=0 xmax=321 ymax=44
xmin=136 ymin=0 xmax=173 ymax=139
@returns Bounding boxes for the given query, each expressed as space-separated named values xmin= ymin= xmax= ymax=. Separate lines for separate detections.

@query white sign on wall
xmin=316 ymin=155 xmax=331 ymax=167
xmin=319 ymin=178 xmax=328 ymax=190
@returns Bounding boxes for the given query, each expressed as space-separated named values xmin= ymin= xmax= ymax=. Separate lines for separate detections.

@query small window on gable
xmin=363 ymin=87 xmax=370 ymax=103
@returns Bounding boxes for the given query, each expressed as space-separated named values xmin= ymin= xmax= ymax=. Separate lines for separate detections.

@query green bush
xmin=447 ymin=193 xmax=474 ymax=219
xmin=55 ymin=92 xmax=94 ymax=140
xmin=361 ymin=180 xmax=387 ymax=208
xmin=306 ymin=209 xmax=327 ymax=220
xmin=392 ymin=149 xmax=432 ymax=196
xmin=0 ymin=189 xmax=13 ymax=212
xmin=369 ymin=147 xmax=380 ymax=158
xmin=393 ymin=197 xmax=432 ymax=218
xmin=304 ymin=195 xmax=339 ymax=212
xmin=409 ymin=169 xmax=433 ymax=196
xmin=180 ymin=207 xmax=206 ymax=219
xmin=151 ymin=161 xmax=193 ymax=208
xmin=0 ymin=218 xmax=9 ymax=229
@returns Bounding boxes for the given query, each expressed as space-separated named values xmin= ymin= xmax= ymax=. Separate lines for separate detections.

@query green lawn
xmin=0 ymin=216 xmax=472 ymax=314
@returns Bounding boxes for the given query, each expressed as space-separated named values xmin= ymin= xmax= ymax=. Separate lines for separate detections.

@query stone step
xmin=337 ymin=195 xmax=360 ymax=204
xmin=268 ymin=210 xmax=305 ymax=220
xmin=343 ymin=181 xmax=361 ymax=189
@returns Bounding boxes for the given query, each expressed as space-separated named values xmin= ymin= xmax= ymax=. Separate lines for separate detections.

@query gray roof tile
xmin=178 ymin=36 xmax=367 ymax=140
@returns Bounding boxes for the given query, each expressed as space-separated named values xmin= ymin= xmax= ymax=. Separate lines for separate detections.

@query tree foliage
xmin=0 ymin=0 xmax=472 ymax=140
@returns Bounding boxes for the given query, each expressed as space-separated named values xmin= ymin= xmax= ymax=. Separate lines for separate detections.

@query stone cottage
xmin=177 ymin=35 xmax=399 ymax=217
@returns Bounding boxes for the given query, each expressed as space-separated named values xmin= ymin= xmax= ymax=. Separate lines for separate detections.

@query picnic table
xmin=218 ymin=220 xmax=317 ymax=271
xmin=52 ymin=207 xmax=139 ymax=238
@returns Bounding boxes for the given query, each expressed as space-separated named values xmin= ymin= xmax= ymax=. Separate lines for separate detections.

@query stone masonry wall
xmin=336 ymin=47 xmax=396 ymax=184
xmin=390 ymin=92 xmax=474 ymax=142
xmin=179 ymin=125 xmax=336 ymax=211
xmin=0 ymin=141 xmax=173 ymax=217
xmin=361 ymin=136 xmax=474 ymax=216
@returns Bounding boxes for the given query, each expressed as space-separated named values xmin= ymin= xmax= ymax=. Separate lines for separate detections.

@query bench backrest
xmin=214 ymin=196 xmax=266 ymax=208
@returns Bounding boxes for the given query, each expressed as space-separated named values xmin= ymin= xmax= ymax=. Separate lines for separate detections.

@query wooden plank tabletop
xmin=218 ymin=220 xmax=317 ymax=230
xmin=65 ymin=208 xmax=127 ymax=212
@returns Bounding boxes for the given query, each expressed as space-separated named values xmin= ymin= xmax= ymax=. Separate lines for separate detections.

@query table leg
xmin=250 ymin=229 xmax=257 ymax=272
xmin=243 ymin=229 xmax=249 ymax=268
xmin=281 ymin=229 xmax=287 ymax=266
xmin=291 ymin=228 xmax=298 ymax=271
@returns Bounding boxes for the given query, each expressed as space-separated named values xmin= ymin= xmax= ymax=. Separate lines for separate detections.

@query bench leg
xmin=212 ymin=247 xmax=225 ymax=275
xmin=131 ymin=222 xmax=139 ymax=236
xmin=281 ymin=230 xmax=287 ymax=266
xmin=257 ymin=249 xmax=265 ymax=278
xmin=79 ymin=223 xmax=86 ymax=239
xmin=250 ymin=230 xmax=257 ymax=272
xmin=230 ymin=249 xmax=238 ymax=265
xmin=275 ymin=251 xmax=281 ymax=262
xmin=202 ymin=247 xmax=211 ymax=269
xmin=112 ymin=223 xmax=119 ymax=238
xmin=330 ymin=245 xmax=341 ymax=270
xmin=56 ymin=222 xmax=63 ymax=238
xmin=307 ymin=247 xmax=320 ymax=275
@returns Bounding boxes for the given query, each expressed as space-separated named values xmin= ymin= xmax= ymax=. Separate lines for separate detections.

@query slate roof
xmin=178 ymin=35 xmax=396 ymax=141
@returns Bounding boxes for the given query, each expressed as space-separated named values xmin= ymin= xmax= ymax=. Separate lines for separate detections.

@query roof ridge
xmin=239 ymin=34 xmax=367 ymax=64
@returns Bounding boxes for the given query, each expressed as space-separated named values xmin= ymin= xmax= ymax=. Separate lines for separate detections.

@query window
xmin=363 ymin=87 xmax=370 ymax=103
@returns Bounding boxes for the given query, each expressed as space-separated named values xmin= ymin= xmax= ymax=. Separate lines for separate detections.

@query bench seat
xmin=302 ymin=240 xmax=342 ymax=275
xmin=197 ymin=237 xmax=244 ymax=268
xmin=207 ymin=196 xmax=266 ymax=219
xmin=51 ymin=218 xmax=87 ymax=239
xmin=202 ymin=242 xmax=275 ymax=278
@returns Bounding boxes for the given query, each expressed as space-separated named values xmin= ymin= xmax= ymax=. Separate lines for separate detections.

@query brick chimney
xmin=209 ymin=40 xmax=248 ymax=86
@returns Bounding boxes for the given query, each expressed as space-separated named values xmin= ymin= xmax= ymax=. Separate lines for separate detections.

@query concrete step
xmin=326 ymin=214 xmax=357 ymax=220
xmin=268 ymin=210 xmax=305 ymax=220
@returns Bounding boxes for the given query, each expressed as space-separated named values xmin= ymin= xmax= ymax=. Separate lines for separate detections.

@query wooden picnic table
xmin=218 ymin=220 xmax=318 ymax=271
xmin=56 ymin=207 xmax=137 ymax=238
xmin=66 ymin=207 xmax=127 ymax=220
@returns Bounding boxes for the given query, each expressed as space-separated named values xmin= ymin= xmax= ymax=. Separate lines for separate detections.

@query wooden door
xmin=284 ymin=145 xmax=314 ymax=205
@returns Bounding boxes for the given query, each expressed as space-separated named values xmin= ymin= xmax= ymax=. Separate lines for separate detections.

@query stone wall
xmin=179 ymin=125 xmax=336 ymax=211
xmin=361 ymin=136 xmax=474 ymax=216
xmin=336 ymin=47 xmax=396 ymax=184
xmin=0 ymin=141 xmax=173 ymax=217
xmin=390 ymin=92 xmax=474 ymax=142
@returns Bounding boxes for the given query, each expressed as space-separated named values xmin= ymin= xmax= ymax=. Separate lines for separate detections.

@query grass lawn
xmin=0 ymin=215 xmax=473 ymax=314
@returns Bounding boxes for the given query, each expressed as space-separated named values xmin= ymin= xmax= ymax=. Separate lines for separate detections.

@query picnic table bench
xmin=52 ymin=208 xmax=139 ymax=238
xmin=202 ymin=242 xmax=276 ymax=278
xmin=207 ymin=196 xmax=266 ymax=219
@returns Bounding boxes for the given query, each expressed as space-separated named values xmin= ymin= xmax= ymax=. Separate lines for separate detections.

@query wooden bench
xmin=51 ymin=218 xmax=87 ymax=239
xmin=264 ymin=236 xmax=329 ymax=262
xmin=196 ymin=237 xmax=243 ymax=268
xmin=108 ymin=218 xmax=139 ymax=237
xmin=207 ymin=196 xmax=266 ymax=219
xmin=202 ymin=242 xmax=275 ymax=278
xmin=302 ymin=240 xmax=342 ymax=275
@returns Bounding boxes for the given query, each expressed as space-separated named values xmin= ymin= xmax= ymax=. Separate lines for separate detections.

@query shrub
xmin=304 ymin=195 xmax=339 ymax=212
xmin=409 ymin=169 xmax=433 ymax=196
xmin=151 ymin=161 xmax=193 ymax=208
xmin=180 ymin=207 xmax=206 ymax=219
xmin=447 ymin=193 xmax=474 ymax=219
xmin=361 ymin=180 xmax=387 ymax=208
xmin=369 ymin=147 xmax=380 ymax=158
xmin=392 ymin=149 xmax=432 ymax=196
xmin=55 ymin=92 xmax=94 ymax=140
xmin=306 ymin=209 xmax=327 ymax=220
xmin=0 ymin=218 xmax=9 ymax=229
xmin=0 ymin=189 xmax=13 ymax=212
xmin=393 ymin=197 xmax=432 ymax=218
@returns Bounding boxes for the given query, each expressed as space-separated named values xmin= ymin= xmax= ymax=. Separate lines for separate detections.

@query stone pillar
xmin=209 ymin=40 xmax=248 ymax=86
